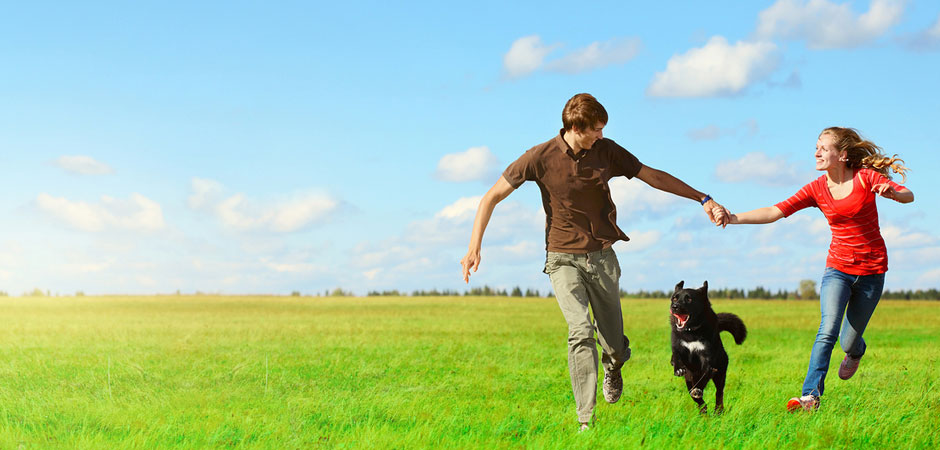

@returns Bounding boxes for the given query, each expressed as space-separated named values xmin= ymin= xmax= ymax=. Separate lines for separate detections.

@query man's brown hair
xmin=562 ymin=93 xmax=608 ymax=131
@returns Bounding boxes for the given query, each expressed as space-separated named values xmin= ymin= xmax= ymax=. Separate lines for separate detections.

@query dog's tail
xmin=717 ymin=313 xmax=747 ymax=345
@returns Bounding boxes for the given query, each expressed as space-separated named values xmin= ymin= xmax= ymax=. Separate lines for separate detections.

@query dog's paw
xmin=674 ymin=367 xmax=686 ymax=377
xmin=690 ymin=388 xmax=703 ymax=399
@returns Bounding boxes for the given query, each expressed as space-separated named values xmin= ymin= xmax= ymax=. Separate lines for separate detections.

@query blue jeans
xmin=802 ymin=267 xmax=885 ymax=397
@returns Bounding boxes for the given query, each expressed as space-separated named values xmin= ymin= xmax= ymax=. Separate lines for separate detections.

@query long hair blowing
xmin=821 ymin=127 xmax=909 ymax=182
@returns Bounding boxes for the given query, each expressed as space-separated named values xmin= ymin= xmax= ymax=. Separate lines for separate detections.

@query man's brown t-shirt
xmin=502 ymin=130 xmax=642 ymax=254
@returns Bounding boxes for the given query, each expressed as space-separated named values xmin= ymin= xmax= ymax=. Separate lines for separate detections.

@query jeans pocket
xmin=543 ymin=253 xmax=560 ymax=275
xmin=598 ymin=248 xmax=620 ymax=279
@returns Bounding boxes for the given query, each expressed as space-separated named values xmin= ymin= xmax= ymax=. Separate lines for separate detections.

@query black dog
xmin=670 ymin=281 xmax=747 ymax=414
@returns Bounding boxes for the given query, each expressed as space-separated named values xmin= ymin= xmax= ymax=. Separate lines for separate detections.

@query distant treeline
xmin=881 ymin=289 xmax=940 ymax=300
xmin=364 ymin=286 xmax=799 ymax=299
xmin=627 ymin=287 xmax=794 ymax=300
xmin=355 ymin=285 xmax=940 ymax=301
xmin=366 ymin=286 xmax=550 ymax=298
xmin=4 ymin=286 xmax=935 ymax=300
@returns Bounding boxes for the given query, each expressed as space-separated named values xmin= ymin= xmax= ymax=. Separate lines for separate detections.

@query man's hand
xmin=460 ymin=249 xmax=481 ymax=283
xmin=459 ymin=176 xmax=516 ymax=283
xmin=704 ymin=199 xmax=730 ymax=228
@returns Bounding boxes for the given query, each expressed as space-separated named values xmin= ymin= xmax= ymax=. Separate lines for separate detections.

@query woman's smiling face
xmin=815 ymin=132 xmax=844 ymax=172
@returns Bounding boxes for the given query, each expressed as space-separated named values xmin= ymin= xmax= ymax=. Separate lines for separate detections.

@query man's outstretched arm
xmin=635 ymin=165 xmax=730 ymax=227
xmin=460 ymin=176 xmax=516 ymax=283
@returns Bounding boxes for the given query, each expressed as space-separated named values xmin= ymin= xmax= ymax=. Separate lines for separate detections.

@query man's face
xmin=573 ymin=122 xmax=605 ymax=149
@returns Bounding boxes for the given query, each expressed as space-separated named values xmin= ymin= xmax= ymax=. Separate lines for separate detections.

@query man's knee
xmin=567 ymin=325 xmax=595 ymax=348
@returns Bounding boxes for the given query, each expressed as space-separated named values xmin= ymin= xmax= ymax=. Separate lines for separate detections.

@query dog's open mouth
xmin=672 ymin=312 xmax=689 ymax=329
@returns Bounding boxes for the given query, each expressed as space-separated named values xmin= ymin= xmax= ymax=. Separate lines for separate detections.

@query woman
xmin=719 ymin=127 xmax=914 ymax=412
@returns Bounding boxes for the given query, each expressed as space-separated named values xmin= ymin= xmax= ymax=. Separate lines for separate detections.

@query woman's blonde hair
xmin=821 ymin=127 xmax=908 ymax=182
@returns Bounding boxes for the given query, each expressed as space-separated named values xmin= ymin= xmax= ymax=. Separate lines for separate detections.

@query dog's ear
xmin=700 ymin=280 xmax=708 ymax=292
xmin=674 ymin=280 xmax=685 ymax=293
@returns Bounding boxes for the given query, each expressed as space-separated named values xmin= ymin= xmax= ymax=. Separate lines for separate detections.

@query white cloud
xmin=498 ymin=240 xmax=541 ymax=257
xmin=503 ymin=35 xmax=556 ymax=79
xmin=36 ymin=193 xmax=165 ymax=232
xmin=755 ymin=0 xmax=905 ymax=49
xmin=409 ymin=196 xmax=541 ymax=247
xmin=0 ymin=242 xmax=22 ymax=267
xmin=51 ymin=155 xmax=114 ymax=175
xmin=189 ymin=178 xmax=340 ymax=233
xmin=687 ymin=125 xmax=723 ymax=141
xmin=917 ymin=267 xmax=940 ymax=286
xmin=259 ymin=257 xmax=320 ymax=273
xmin=609 ymin=178 xmax=684 ymax=218
xmin=363 ymin=268 xmax=381 ymax=280
xmin=488 ymin=240 xmax=543 ymax=263
xmin=544 ymin=38 xmax=642 ymax=74
xmin=647 ymin=36 xmax=779 ymax=97
xmin=900 ymin=14 xmax=940 ymax=51
xmin=352 ymin=242 xmax=417 ymax=269
xmin=135 ymin=275 xmax=157 ymax=287
xmin=350 ymin=195 xmax=544 ymax=290
xmin=216 ymin=193 xmax=338 ymax=232
xmin=808 ymin=217 xmax=829 ymax=235
xmin=63 ymin=261 xmax=111 ymax=274
xmin=715 ymin=151 xmax=807 ymax=186
xmin=892 ymin=246 xmax=940 ymax=278
xmin=687 ymin=119 xmax=760 ymax=141
xmin=751 ymin=245 xmax=784 ymax=256
xmin=435 ymin=196 xmax=481 ymax=223
xmin=435 ymin=147 xmax=499 ymax=182
xmin=930 ymin=14 xmax=940 ymax=37
xmin=614 ymin=230 xmax=662 ymax=253
xmin=503 ymin=35 xmax=641 ymax=79
xmin=916 ymin=267 xmax=940 ymax=289
xmin=881 ymin=225 xmax=938 ymax=249
xmin=743 ymin=119 xmax=760 ymax=136
xmin=188 ymin=177 xmax=224 ymax=209
xmin=764 ymin=216 xmax=830 ymax=248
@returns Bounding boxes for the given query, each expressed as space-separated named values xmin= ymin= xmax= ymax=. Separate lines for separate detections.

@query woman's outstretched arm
xmin=715 ymin=205 xmax=785 ymax=224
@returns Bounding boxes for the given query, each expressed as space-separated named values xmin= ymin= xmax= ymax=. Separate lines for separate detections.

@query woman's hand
xmin=872 ymin=183 xmax=914 ymax=203
xmin=872 ymin=182 xmax=897 ymax=199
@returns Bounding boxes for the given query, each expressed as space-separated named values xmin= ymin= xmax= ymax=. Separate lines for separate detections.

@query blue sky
xmin=2 ymin=0 xmax=938 ymax=296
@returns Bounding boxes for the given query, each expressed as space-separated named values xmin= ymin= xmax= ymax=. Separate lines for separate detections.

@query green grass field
xmin=0 ymin=295 xmax=938 ymax=449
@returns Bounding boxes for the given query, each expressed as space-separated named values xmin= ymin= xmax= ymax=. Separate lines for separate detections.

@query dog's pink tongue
xmin=672 ymin=313 xmax=689 ymax=327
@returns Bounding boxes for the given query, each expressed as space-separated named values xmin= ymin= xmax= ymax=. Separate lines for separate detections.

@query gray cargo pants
xmin=544 ymin=247 xmax=631 ymax=423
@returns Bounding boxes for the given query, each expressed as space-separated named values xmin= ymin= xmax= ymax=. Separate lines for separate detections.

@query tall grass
xmin=0 ymin=295 xmax=937 ymax=449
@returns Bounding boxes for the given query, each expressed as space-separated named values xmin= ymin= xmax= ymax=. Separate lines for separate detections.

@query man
xmin=459 ymin=93 xmax=729 ymax=431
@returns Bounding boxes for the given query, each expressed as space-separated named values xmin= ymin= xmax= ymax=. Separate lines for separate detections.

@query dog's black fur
xmin=670 ymin=280 xmax=747 ymax=414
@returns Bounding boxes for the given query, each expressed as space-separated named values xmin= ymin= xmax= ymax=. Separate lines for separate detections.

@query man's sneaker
xmin=839 ymin=354 xmax=862 ymax=380
xmin=603 ymin=368 xmax=623 ymax=404
xmin=578 ymin=422 xmax=590 ymax=433
xmin=786 ymin=395 xmax=820 ymax=412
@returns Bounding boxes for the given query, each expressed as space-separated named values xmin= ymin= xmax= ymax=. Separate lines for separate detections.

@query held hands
xmin=460 ymin=249 xmax=481 ymax=283
xmin=704 ymin=199 xmax=730 ymax=228
xmin=711 ymin=205 xmax=737 ymax=225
